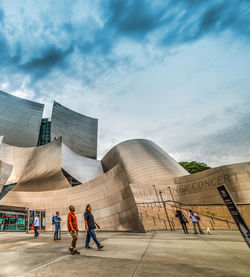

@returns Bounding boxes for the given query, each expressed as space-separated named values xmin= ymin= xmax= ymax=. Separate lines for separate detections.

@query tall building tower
xmin=37 ymin=118 xmax=51 ymax=146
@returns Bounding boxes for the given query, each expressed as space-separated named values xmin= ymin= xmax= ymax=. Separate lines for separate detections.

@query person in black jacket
xmin=84 ymin=204 xmax=104 ymax=250
xmin=175 ymin=210 xmax=189 ymax=234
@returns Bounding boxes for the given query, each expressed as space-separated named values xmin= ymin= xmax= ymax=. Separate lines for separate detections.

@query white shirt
xmin=189 ymin=212 xmax=198 ymax=223
xmin=34 ymin=216 xmax=40 ymax=227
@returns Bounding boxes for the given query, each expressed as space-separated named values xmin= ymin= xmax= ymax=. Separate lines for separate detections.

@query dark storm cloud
xmin=104 ymin=0 xmax=166 ymax=38
xmin=20 ymin=45 xmax=74 ymax=80
xmin=160 ymin=0 xmax=250 ymax=45
xmin=100 ymin=0 xmax=250 ymax=45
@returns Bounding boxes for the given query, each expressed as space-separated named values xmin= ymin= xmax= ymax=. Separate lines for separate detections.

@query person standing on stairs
xmin=175 ymin=210 xmax=189 ymax=234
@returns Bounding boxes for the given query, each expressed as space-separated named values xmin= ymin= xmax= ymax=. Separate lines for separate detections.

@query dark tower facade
xmin=37 ymin=118 xmax=51 ymax=146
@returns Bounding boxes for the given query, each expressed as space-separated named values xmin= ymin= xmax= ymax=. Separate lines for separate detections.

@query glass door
xmin=29 ymin=210 xmax=34 ymax=230
xmin=41 ymin=211 xmax=46 ymax=230
xmin=0 ymin=210 xmax=27 ymax=231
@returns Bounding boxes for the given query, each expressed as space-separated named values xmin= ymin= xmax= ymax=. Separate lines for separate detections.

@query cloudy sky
xmin=0 ymin=0 xmax=250 ymax=166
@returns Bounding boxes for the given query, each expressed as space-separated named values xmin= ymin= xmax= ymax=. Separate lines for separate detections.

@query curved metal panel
xmin=0 ymin=138 xmax=70 ymax=191
xmin=0 ymin=165 xmax=145 ymax=232
xmin=102 ymin=139 xmax=188 ymax=186
xmin=51 ymin=101 xmax=98 ymax=159
xmin=0 ymin=136 xmax=13 ymax=191
xmin=62 ymin=144 xmax=103 ymax=184
xmin=0 ymin=142 xmax=33 ymax=185
xmin=0 ymin=161 xmax=13 ymax=191
xmin=0 ymin=90 xmax=44 ymax=147
xmin=13 ymin=137 xmax=71 ymax=191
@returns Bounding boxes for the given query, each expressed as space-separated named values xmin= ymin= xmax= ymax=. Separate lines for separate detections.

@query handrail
xmin=137 ymin=201 xmax=236 ymax=225
xmin=136 ymin=199 xmax=250 ymax=207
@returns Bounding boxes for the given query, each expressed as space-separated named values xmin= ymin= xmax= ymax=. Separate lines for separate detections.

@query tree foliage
xmin=179 ymin=161 xmax=211 ymax=174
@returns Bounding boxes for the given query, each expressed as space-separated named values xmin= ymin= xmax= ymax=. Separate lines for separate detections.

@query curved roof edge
xmin=0 ymin=90 xmax=44 ymax=109
xmin=102 ymin=138 xmax=188 ymax=186
xmin=53 ymin=101 xmax=98 ymax=121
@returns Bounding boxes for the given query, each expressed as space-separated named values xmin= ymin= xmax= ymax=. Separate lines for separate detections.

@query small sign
xmin=217 ymin=184 xmax=250 ymax=248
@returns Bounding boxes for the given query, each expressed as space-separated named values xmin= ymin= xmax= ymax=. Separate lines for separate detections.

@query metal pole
xmin=163 ymin=220 xmax=168 ymax=230
xmin=159 ymin=191 xmax=173 ymax=231
xmin=168 ymin=186 xmax=177 ymax=208
xmin=167 ymin=186 xmax=176 ymax=215
xmin=26 ymin=208 xmax=29 ymax=234
xmin=152 ymin=185 xmax=160 ymax=206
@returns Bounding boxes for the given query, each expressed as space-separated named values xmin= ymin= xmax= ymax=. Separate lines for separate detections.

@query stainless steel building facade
xmin=0 ymin=90 xmax=44 ymax=147
xmin=51 ymin=101 xmax=98 ymax=159
xmin=0 ymin=90 xmax=250 ymax=232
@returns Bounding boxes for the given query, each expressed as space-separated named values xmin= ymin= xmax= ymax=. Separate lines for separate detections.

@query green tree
xmin=179 ymin=161 xmax=211 ymax=174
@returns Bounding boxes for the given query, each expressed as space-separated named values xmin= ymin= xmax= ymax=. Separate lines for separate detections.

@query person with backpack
xmin=175 ymin=210 xmax=189 ymax=234
xmin=188 ymin=209 xmax=204 ymax=234
xmin=84 ymin=204 xmax=104 ymax=250
xmin=52 ymin=211 xmax=61 ymax=240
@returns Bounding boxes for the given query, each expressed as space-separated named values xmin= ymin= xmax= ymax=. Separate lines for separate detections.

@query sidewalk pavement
xmin=0 ymin=230 xmax=249 ymax=277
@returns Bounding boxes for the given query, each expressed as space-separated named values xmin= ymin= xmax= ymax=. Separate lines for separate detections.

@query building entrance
xmin=29 ymin=210 xmax=46 ymax=231
xmin=0 ymin=205 xmax=28 ymax=231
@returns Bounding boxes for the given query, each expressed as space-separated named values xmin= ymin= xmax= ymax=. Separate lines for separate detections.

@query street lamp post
xmin=159 ymin=190 xmax=173 ymax=231
xmin=152 ymin=184 xmax=160 ymax=205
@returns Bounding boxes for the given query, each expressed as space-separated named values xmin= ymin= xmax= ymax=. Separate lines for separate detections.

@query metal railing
xmin=136 ymin=199 xmax=236 ymax=230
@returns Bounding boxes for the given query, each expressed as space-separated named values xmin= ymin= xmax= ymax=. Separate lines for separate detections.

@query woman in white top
xmin=188 ymin=210 xmax=204 ymax=234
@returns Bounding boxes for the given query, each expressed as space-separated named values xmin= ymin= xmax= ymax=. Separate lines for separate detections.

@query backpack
xmin=182 ymin=215 xmax=188 ymax=223
xmin=52 ymin=216 xmax=55 ymax=225
xmin=195 ymin=215 xmax=200 ymax=221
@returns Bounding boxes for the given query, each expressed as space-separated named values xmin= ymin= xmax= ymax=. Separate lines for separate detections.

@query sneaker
xmin=85 ymin=246 xmax=92 ymax=249
xmin=69 ymin=247 xmax=73 ymax=253
xmin=71 ymin=249 xmax=80 ymax=255
xmin=98 ymin=245 xmax=104 ymax=250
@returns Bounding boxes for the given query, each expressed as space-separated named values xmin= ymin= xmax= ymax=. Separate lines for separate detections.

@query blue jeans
xmin=193 ymin=222 xmax=204 ymax=234
xmin=34 ymin=226 xmax=39 ymax=237
xmin=54 ymin=225 xmax=60 ymax=240
xmin=85 ymin=229 xmax=101 ymax=247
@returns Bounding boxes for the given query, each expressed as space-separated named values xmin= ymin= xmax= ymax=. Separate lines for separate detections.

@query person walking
xmin=53 ymin=211 xmax=61 ymax=240
xmin=84 ymin=204 xmax=104 ymax=250
xmin=33 ymin=214 xmax=40 ymax=238
xmin=1 ymin=219 xmax=5 ymax=231
xmin=67 ymin=205 xmax=80 ymax=255
xmin=175 ymin=210 xmax=189 ymax=234
xmin=189 ymin=209 xmax=204 ymax=234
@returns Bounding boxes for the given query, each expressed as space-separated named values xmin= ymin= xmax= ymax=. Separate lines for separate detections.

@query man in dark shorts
xmin=67 ymin=205 xmax=80 ymax=255
xmin=84 ymin=204 xmax=104 ymax=250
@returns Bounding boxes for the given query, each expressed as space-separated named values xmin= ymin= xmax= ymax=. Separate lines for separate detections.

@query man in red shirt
xmin=67 ymin=205 xmax=80 ymax=255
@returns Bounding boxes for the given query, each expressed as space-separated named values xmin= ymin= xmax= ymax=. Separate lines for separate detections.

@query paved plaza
xmin=0 ymin=230 xmax=249 ymax=277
